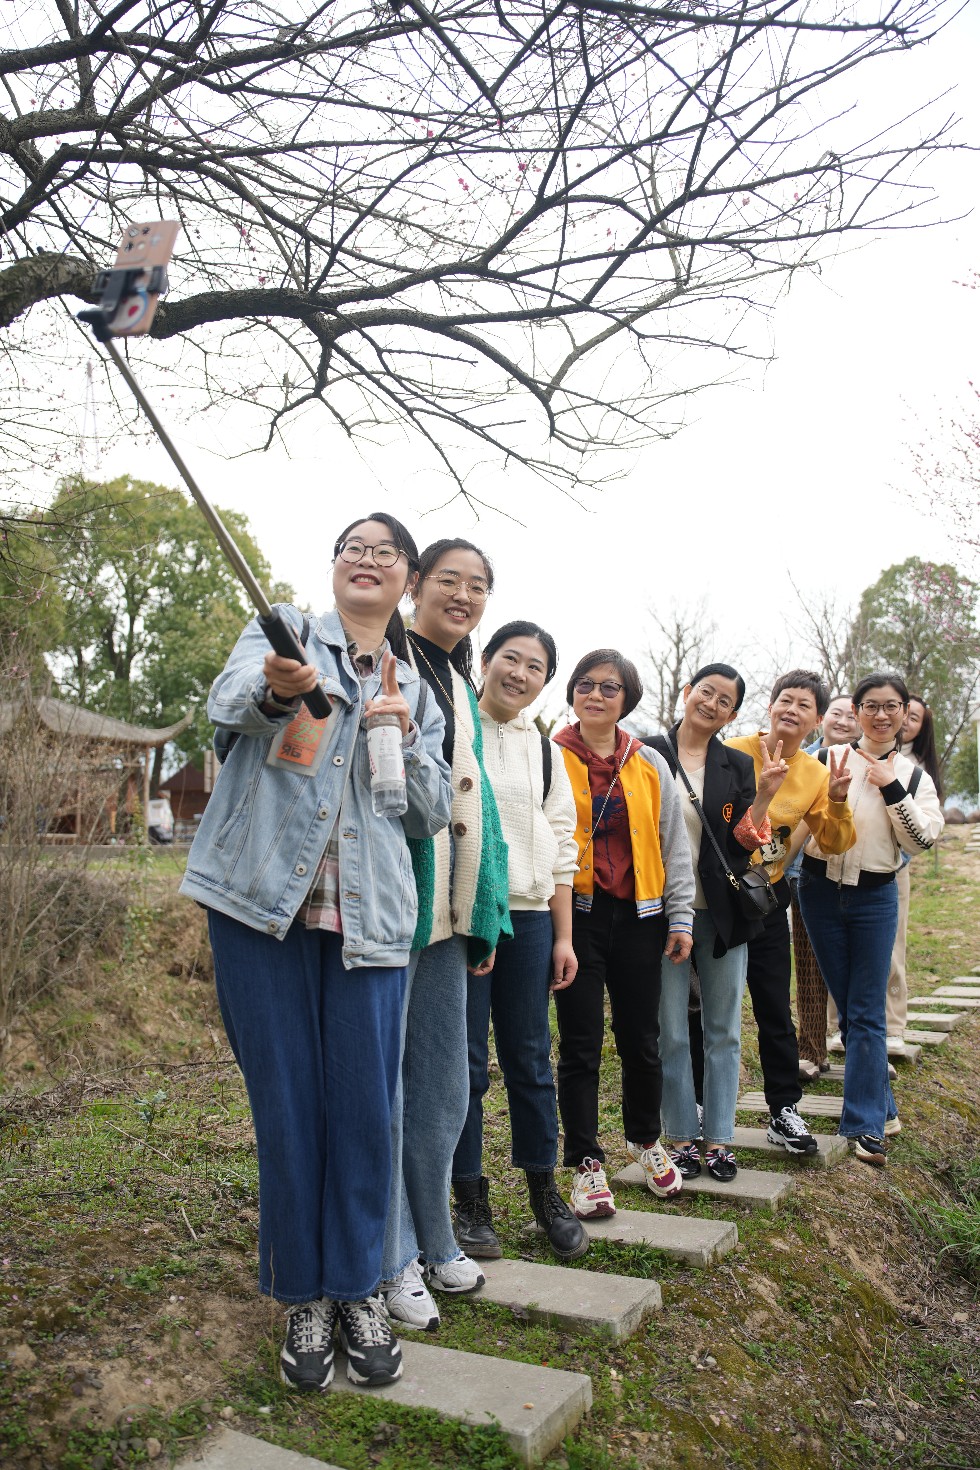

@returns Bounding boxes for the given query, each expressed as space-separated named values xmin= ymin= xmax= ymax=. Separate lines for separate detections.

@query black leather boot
xmin=526 ymin=1170 xmax=589 ymax=1261
xmin=451 ymin=1176 xmax=503 ymax=1259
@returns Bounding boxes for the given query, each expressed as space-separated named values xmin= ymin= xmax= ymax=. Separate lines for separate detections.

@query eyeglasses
xmin=859 ymin=700 xmax=905 ymax=716
xmin=427 ymin=573 xmax=490 ymax=603
xmin=574 ymin=678 xmax=624 ymax=699
xmin=338 ymin=538 xmax=404 ymax=568
xmin=692 ymin=682 xmax=735 ymax=714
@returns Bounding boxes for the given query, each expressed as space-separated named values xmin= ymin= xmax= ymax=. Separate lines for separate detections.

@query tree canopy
xmin=0 ymin=0 xmax=958 ymax=504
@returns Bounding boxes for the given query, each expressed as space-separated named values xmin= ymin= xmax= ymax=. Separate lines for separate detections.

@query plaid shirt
xmin=296 ymin=640 xmax=382 ymax=933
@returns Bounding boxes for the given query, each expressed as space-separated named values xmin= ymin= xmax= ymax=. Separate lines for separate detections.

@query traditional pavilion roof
xmin=0 ymin=694 xmax=193 ymax=746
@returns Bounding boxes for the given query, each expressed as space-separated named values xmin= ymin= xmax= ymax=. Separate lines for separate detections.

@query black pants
xmin=555 ymin=889 xmax=667 ymax=1165
xmin=745 ymin=878 xmax=802 ymax=1114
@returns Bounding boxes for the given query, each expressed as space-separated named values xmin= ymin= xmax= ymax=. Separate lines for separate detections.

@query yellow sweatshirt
xmin=725 ymin=733 xmax=855 ymax=882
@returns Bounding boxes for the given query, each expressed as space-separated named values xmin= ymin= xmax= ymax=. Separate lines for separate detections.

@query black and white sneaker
xmin=853 ymin=1134 xmax=887 ymax=1167
xmin=766 ymin=1105 xmax=818 ymax=1156
xmin=280 ymin=1299 xmax=337 ymax=1391
xmin=337 ymin=1296 xmax=403 ymax=1386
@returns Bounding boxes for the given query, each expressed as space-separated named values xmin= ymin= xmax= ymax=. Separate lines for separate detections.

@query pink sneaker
xmin=570 ymin=1157 xmax=616 ymax=1218
xmin=626 ymin=1139 xmax=683 ymax=1199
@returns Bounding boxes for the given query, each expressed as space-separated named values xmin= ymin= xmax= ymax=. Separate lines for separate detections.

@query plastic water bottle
xmin=366 ymin=712 xmax=407 ymax=816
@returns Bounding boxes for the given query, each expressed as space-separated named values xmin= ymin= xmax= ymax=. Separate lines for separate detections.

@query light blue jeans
xmin=382 ymin=933 xmax=469 ymax=1277
xmin=659 ymin=911 xmax=747 ymax=1146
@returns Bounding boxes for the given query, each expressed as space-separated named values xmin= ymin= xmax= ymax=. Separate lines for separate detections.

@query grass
xmin=2 ymin=836 xmax=980 ymax=1467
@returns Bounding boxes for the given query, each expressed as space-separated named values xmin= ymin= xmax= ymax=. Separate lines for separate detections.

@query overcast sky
xmin=86 ymin=3 xmax=980 ymax=729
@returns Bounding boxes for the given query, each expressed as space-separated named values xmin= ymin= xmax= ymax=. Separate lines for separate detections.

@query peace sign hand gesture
xmin=828 ymin=746 xmax=852 ymax=802
xmin=364 ymin=651 xmax=412 ymax=738
xmin=756 ymin=738 xmax=789 ymax=805
xmin=854 ymin=747 xmax=898 ymax=790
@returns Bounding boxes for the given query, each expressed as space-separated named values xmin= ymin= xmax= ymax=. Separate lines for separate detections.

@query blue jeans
xmin=382 ymin=934 xmax=469 ymax=1277
xmin=660 ymin=911 xmax=747 ymax=1146
xmin=797 ymin=870 xmax=898 ymax=1139
xmin=453 ymin=909 xmax=558 ymax=1179
xmin=208 ymin=910 xmax=406 ymax=1303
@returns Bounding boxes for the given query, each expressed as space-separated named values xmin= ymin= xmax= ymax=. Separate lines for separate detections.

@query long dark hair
xmin=411 ymin=537 xmax=494 ymax=688
xmin=333 ymin=512 xmax=419 ymax=662
xmin=904 ymin=694 xmax=944 ymax=801
xmin=482 ymin=620 xmax=558 ymax=683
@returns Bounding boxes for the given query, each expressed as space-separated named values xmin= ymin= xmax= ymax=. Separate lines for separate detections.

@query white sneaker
xmin=884 ymin=1116 xmax=902 ymax=1137
xmin=626 ymin=1139 xmax=683 ymax=1199
xmin=379 ymin=1256 xmax=439 ymax=1330
xmin=570 ymin=1157 xmax=616 ymax=1218
xmin=425 ymin=1251 xmax=485 ymax=1294
xmin=886 ymin=1035 xmax=906 ymax=1054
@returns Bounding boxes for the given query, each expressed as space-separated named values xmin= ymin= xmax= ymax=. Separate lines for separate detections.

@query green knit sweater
xmin=409 ymin=683 xmax=512 ymax=964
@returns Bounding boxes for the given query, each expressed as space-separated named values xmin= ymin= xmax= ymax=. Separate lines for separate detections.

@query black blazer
xmin=644 ymin=725 xmax=763 ymax=956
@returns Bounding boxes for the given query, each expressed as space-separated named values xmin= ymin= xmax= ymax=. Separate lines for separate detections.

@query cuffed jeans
xmin=453 ymin=909 xmax=558 ymax=1179
xmin=556 ymin=890 xmax=667 ymax=1165
xmin=660 ymin=911 xmax=747 ymax=1146
xmin=382 ymin=934 xmax=469 ymax=1278
xmin=208 ymin=909 xmax=405 ymax=1304
xmin=797 ymin=869 xmax=898 ymax=1139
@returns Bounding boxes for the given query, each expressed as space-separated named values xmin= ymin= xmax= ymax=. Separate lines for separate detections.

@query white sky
xmin=88 ymin=3 xmax=980 ymax=728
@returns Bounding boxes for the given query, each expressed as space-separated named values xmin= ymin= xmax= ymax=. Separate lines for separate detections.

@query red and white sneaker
xmin=626 ymin=1139 xmax=683 ymax=1199
xmin=570 ymin=1157 xmax=616 ymax=1218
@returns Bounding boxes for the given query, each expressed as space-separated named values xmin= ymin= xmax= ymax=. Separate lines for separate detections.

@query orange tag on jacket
xmin=266 ymin=699 xmax=337 ymax=774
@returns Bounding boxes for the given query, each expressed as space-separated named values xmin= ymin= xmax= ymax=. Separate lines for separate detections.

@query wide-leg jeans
xmin=453 ymin=909 xmax=558 ymax=1180
xmin=382 ymin=933 xmax=469 ymax=1278
xmin=208 ymin=909 xmax=405 ymax=1304
xmin=660 ymin=911 xmax=747 ymax=1146
xmin=797 ymin=869 xmax=898 ymax=1140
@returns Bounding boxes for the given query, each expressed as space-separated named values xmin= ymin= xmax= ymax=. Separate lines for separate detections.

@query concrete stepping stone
xmin=902 ymin=1028 xmax=948 ymax=1045
xmin=905 ymin=1010 xmax=964 ymax=1029
xmin=730 ymin=1126 xmax=847 ymax=1168
xmin=738 ymin=1090 xmax=843 ymax=1118
xmin=177 ymin=1427 xmax=341 ymax=1468
xmin=920 ymin=993 xmax=980 ymax=1007
xmin=528 ymin=1207 xmax=737 ymax=1265
xmin=611 ymin=1161 xmax=793 ymax=1212
xmin=478 ymin=1256 xmax=661 ymax=1340
xmin=828 ymin=1036 xmax=921 ymax=1063
xmin=333 ymin=1339 xmax=592 ymax=1465
xmin=931 ymin=988 xmax=980 ymax=1001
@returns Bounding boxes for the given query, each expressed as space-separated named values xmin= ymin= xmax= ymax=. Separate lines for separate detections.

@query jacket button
xmin=584 ymin=864 xmax=590 ymax=871
xmin=267 ymin=920 xmax=280 ymax=933
xmin=627 ymin=790 xmax=632 ymax=797
xmin=332 ymin=754 xmax=344 ymax=766
xmin=453 ymin=822 xmax=467 ymax=837
xmin=318 ymin=807 xmax=330 ymax=819
xmin=459 ymin=776 xmax=474 ymax=791
xmin=295 ymin=863 xmax=307 ymax=876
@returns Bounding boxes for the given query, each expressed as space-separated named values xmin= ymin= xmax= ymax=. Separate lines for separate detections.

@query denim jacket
xmin=180 ymin=607 xmax=452 ymax=968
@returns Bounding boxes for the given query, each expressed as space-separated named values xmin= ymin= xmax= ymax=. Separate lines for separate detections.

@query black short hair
xmin=852 ymin=672 xmax=910 ymax=710
xmin=482 ymin=621 xmax=558 ymax=683
xmin=566 ymin=648 xmax=643 ymax=717
xmin=770 ymin=669 xmax=830 ymax=719
xmin=689 ymin=662 xmax=746 ymax=712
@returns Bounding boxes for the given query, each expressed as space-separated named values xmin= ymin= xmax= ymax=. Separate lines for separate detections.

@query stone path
xmin=180 ymin=962 xmax=979 ymax=1467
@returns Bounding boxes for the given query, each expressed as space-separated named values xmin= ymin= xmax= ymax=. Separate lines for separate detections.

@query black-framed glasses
xmin=859 ymin=699 xmax=905 ymax=715
xmin=338 ymin=538 xmax=404 ymax=568
xmin=574 ymin=678 xmax=624 ymax=699
xmin=427 ymin=572 xmax=490 ymax=603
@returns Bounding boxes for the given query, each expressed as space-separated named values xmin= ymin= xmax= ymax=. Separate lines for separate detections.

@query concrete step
xmin=902 ymin=1028 xmax=948 ymax=1045
xmin=738 ymin=1090 xmax=843 ymax=1118
xmin=478 ymin=1255 xmax=661 ymax=1340
xmin=527 ymin=1207 xmax=737 ymax=1265
xmin=611 ymin=1160 xmax=793 ymax=1212
xmin=948 ymin=978 xmax=980 ymax=989
xmin=333 ymin=1339 xmax=592 ymax=1465
xmin=931 ymin=988 xmax=980 ymax=1001
xmin=905 ymin=1011 xmax=964 ymax=1029
xmin=177 ymin=1428 xmax=341 ymax=1468
xmin=828 ymin=1036 xmax=921 ymax=1064
xmin=919 ymin=993 xmax=980 ymax=1007
xmin=730 ymin=1125 xmax=847 ymax=1168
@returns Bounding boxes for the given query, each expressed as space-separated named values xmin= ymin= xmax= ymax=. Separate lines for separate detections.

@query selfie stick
xmin=77 ymin=222 xmax=330 ymax=720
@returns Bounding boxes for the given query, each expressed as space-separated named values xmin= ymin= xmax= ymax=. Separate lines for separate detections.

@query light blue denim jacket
xmin=179 ymin=607 xmax=451 ymax=968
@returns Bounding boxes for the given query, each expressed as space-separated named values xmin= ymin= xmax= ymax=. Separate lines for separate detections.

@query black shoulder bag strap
xmin=540 ymin=731 xmax=552 ymax=798
xmin=666 ymin=734 xmax=742 ymax=894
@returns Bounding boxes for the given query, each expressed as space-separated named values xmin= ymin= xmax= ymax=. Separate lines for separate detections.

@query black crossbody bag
xmin=666 ymin=735 xmax=780 ymax=921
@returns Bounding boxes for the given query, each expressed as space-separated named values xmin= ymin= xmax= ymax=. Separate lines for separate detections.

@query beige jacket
xmin=803 ymin=743 xmax=943 ymax=884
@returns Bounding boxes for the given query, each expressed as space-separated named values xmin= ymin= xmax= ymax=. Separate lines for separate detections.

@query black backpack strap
xmin=541 ymin=731 xmax=552 ymax=799
xmin=908 ymin=764 xmax=923 ymax=798
xmin=816 ymin=747 xmax=829 ymax=766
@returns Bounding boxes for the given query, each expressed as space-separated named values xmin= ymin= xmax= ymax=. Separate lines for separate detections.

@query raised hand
xmin=364 ymin=649 xmax=412 ymax=737
xmin=263 ymin=650 xmax=318 ymax=701
xmin=828 ymin=746 xmax=852 ymax=802
xmin=756 ymin=738 xmax=789 ymax=804
xmin=854 ymin=747 xmax=899 ymax=790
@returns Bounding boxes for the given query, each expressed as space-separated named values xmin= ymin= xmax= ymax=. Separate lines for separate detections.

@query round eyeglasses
xmin=338 ymin=539 xmax=404 ymax=568
xmin=427 ymin=573 xmax=489 ymax=603
xmin=574 ymin=678 xmax=624 ymax=699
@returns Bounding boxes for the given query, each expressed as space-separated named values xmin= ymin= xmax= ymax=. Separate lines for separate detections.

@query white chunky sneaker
xmin=570 ymin=1157 xmax=616 ymax=1219
xmin=767 ymin=1105 xmax=818 ymax=1156
xmin=626 ymin=1139 xmax=683 ymax=1199
xmin=379 ymin=1255 xmax=440 ymax=1331
xmin=425 ymin=1251 xmax=485 ymax=1294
